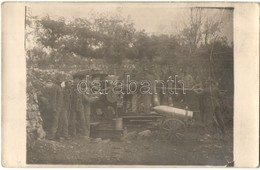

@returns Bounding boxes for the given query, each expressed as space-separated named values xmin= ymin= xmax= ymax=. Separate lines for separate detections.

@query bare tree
xmin=177 ymin=8 xmax=223 ymax=56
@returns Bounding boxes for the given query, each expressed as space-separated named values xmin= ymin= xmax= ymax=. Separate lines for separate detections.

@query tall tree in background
xmin=90 ymin=13 xmax=136 ymax=63
xmin=26 ymin=7 xmax=233 ymax=90
xmin=177 ymin=8 xmax=223 ymax=56
xmin=175 ymin=8 xmax=232 ymax=82
xmin=27 ymin=12 xmax=137 ymax=65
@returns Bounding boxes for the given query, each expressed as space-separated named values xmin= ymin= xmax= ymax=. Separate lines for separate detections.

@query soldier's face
xmin=46 ymin=82 xmax=53 ymax=87
xmin=68 ymin=81 xmax=72 ymax=86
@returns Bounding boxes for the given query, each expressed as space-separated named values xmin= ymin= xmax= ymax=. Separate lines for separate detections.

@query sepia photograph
xmin=24 ymin=3 xmax=235 ymax=166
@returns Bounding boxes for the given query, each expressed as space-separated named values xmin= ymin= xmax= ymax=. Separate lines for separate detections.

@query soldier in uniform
xmin=80 ymin=77 xmax=99 ymax=138
xmin=180 ymin=70 xmax=195 ymax=110
xmin=37 ymin=90 xmax=50 ymax=132
xmin=82 ymin=92 xmax=97 ymax=138
xmin=46 ymin=77 xmax=63 ymax=140
xmin=194 ymin=79 xmax=226 ymax=134
xmin=57 ymin=80 xmax=72 ymax=140
xmin=69 ymin=76 xmax=84 ymax=137
xmin=140 ymin=69 xmax=155 ymax=114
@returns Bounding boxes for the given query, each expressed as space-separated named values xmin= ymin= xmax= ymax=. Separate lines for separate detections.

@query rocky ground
xmin=27 ymin=123 xmax=233 ymax=166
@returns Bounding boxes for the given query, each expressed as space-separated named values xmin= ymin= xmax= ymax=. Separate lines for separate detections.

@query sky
xmin=28 ymin=3 xmax=233 ymax=43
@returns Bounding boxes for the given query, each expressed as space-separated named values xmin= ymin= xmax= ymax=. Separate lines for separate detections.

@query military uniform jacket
xmin=71 ymin=84 xmax=84 ymax=112
xmin=63 ymin=87 xmax=72 ymax=112
xmin=46 ymin=84 xmax=63 ymax=112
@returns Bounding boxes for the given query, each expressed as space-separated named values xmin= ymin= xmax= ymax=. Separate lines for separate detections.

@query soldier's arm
xmin=56 ymin=87 xmax=63 ymax=111
xmin=193 ymin=85 xmax=203 ymax=94
xmin=52 ymin=85 xmax=58 ymax=111
xmin=51 ymin=86 xmax=57 ymax=111
xmin=83 ymin=93 xmax=90 ymax=102
xmin=216 ymin=87 xmax=222 ymax=101
xmin=83 ymin=93 xmax=99 ymax=103
xmin=189 ymin=75 xmax=195 ymax=86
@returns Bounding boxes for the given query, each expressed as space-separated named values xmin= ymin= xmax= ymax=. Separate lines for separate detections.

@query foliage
xmin=26 ymin=9 xmax=233 ymax=92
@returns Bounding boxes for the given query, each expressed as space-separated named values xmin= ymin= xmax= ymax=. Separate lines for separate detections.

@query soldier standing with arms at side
xmin=57 ymin=80 xmax=72 ymax=140
xmin=80 ymin=76 xmax=99 ymax=138
xmin=180 ymin=70 xmax=195 ymax=109
xmin=46 ymin=76 xmax=63 ymax=140
xmin=69 ymin=76 xmax=84 ymax=138
xmin=82 ymin=92 xmax=98 ymax=138
xmin=194 ymin=79 xmax=226 ymax=134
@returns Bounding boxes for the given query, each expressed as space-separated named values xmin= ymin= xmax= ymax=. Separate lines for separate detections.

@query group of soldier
xmin=163 ymin=70 xmax=226 ymax=134
xmin=37 ymin=66 xmax=227 ymax=141
xmin=121 ymin=65 xmax=227 ymax=134
xmin=170 ymin=71 xmax=226 ymax=134
xmin=39 ymin=74 xmax=94 ymax=141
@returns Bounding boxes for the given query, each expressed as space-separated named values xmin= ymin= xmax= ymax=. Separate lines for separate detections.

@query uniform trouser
xmin=200 ymin=111 xmax=205 ymax=124
xmin=69 ymin=110 xmax=77 ymax=137
xmin=78 ymin=105 xmax=91 ymax=136
xmin=42 ymin=113 xmax=52 ymax=132
xmin=50 ymin=109 xmax=61 ymax=138
xmin=161 ymin=91 xmax=169 ymax=105
xmin=84 ymin=105 xmax=91 ymax=137
xmin=203 ymin=105 xmax=226 ymax=134
xmin=198 ymin=95 xmax=205 ymax=124
xmin=183 ymin=91 xmax=193 ymax=109
xmin=57 ymin=110 xmax=69 ymax=138
xmin=202 ymin=104 xmax=214 ymax=134
xmin=214 ymin=106 xmax=226 ymax=134
xmin=142 ymin=94 xmax=152 ymax=114
xmin=131 ymin=94 xmax=138 ymax=113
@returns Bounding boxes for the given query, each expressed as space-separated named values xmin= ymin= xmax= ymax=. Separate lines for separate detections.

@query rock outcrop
xmin=27 ymin=70 xmax=46 ymax=149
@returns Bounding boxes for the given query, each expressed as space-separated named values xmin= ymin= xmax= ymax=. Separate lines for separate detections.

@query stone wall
xmin=27 ymin=71 xmax=46 ymax=149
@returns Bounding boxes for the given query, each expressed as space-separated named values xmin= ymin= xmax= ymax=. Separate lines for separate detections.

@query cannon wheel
xmin=161 ymin=119 xmax=186 ymax=143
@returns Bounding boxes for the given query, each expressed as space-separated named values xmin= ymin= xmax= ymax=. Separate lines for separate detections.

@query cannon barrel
xmin=153 ymin=105 xmax=193 ymax=120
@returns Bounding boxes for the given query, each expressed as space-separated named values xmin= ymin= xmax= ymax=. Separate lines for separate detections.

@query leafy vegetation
xmin=26 ymin=8 xmax=233 ymax=91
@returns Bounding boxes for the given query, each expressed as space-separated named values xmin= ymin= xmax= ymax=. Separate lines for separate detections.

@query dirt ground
xmin=27 ymin=122 xmax=233 ymax=166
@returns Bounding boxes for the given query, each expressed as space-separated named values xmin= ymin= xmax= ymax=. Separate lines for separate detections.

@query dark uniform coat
xmin=46 ymin=83 xmax=63 ymax=138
